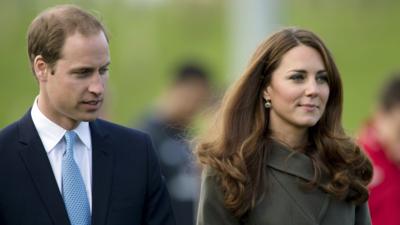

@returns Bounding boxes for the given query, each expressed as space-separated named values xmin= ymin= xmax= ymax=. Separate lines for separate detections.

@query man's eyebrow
xmin=101 ymin=62 xmax=111 ymax=68
xmin=69 ymin=62 xmax=111 ymax=72
xmin=75 ymin=65 xmax=97 ymax=70
xmin=70 ymin=67 xmax=94 ymax=72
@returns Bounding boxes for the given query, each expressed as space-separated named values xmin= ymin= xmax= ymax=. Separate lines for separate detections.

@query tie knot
xmin=65 ymin=131 xmax=77 ymax=153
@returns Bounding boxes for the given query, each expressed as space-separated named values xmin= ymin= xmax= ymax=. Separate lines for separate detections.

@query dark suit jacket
xmin=0 ymin=110 xmax=176 ymax=225
xmin=197 ymin=142 xmax=372 ymax=225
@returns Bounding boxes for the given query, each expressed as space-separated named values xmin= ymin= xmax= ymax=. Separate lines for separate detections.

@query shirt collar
xmin=31 ymin=96 xmax=92 ymax=153
xmin=74 ymin=121 xmax=92 ymax=150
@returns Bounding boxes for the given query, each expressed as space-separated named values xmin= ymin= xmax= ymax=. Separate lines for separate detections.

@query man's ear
xmin=33 ymin=55 xmax=49 ymax=82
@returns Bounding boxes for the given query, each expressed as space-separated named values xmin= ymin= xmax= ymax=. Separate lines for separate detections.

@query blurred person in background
xmin=195 ymin=27 xmax=373 ymax=225
xmin=358 ymin=72 xmax=400 ymax=225
xmin=0 ymin=4 xmax=175 ymax=225
xmin=138 ymin=62 xmax=212 ymax=225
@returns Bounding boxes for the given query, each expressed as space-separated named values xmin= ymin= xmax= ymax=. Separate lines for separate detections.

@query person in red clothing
xmin=358 ymin=72 xmax=400 ymax=225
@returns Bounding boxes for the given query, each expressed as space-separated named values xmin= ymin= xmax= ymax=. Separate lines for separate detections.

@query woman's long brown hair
xmin=195 ymin=27 xmax=372 ymax=219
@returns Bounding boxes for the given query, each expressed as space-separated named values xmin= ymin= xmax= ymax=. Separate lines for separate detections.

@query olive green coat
xmin=196 ymin=143 xmax=371 ymax=225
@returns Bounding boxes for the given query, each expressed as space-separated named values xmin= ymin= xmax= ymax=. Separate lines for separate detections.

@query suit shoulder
xmin=0 ymin=120 xmax=23 ymax=154
xmin=0 ymin=120 xmax=20 ymax=140
xmin=93 ymin=119 xmax=150 ymax=140
xmin=92 ymin=119 xmax=157 ymax=159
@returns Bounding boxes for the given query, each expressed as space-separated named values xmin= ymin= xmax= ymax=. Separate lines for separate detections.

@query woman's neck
xmin=270 ymin=127 xmax=308 ymax=151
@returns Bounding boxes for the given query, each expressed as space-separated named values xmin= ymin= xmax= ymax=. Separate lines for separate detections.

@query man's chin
xmin=79 ymin=112 xmax=99 ymax=122
xmin=81 ymin=118 xmax=97 ymax=122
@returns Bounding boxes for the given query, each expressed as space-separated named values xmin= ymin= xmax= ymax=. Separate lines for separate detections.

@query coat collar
xmin=266 ymin=141 xmax=316 ymax=182
xmin=265 ymin=141 xmax=331 ymax=224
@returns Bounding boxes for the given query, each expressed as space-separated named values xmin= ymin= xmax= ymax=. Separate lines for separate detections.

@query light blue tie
xmin=62 ymin=131 xmax=91 ymax=225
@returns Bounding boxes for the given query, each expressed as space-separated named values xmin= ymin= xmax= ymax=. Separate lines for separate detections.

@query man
xmin=0 ymin=5 xmax=175 ymax=225
xmin=358 ymin=72 xmax=400 ymax=225
xmin=139 ymin=63 xmax=211 ymax=225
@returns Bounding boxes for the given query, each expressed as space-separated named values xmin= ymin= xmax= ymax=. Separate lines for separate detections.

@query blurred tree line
xmin=0 ymin=0 xmax=399 ymax=134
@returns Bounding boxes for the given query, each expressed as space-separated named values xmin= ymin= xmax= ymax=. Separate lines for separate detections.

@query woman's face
xmin=264 ymin=44 xmax=330 ymax=134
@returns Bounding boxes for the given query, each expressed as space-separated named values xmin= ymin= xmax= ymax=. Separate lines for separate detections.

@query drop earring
xmin=264 ymin=99 xmax=271 ymax=109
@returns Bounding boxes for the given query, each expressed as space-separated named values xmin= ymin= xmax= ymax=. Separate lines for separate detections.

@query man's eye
xmin=75 ymin=70 xmax=90 ymax=75
xmin=99 ymin=68 xmax=109 ymax=75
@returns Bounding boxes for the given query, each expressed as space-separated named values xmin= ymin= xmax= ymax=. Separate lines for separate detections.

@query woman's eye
xmin=290 ymin=74 xmax=304 ymax=81
xmin=316 ymin=74 xmax=328 ymax=83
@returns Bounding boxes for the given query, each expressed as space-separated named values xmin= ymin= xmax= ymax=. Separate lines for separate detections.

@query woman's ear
xmin=263 ymin=88 xmax=270 ymax=101
xmin=33 ymin=55 xmax=49 ymax=82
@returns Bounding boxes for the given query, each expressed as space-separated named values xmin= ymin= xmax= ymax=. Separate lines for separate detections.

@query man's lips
xmin=82 ymin=99 xmax=103 ymax=105
xmin=81 ymin=100 xmax=103 ymax=110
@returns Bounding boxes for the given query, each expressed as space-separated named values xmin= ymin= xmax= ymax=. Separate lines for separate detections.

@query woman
xmin=195 ymin=28 xmax=373 ymax=225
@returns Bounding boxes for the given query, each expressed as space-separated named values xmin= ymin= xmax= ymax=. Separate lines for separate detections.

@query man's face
xmin=376 ymin=106 xmax=400 ymax=164
xmin=37 ymin=31 xmax=110 ymax=129
xmin=172 ymin=80 xmax=210 ymax=122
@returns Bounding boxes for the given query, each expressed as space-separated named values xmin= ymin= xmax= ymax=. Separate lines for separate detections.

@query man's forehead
xmin=59 ymin=32 xmax=109 ymax=55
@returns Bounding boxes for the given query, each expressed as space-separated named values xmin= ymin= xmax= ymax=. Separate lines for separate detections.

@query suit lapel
xmin=18 ymin=111 xmax=71 ymax=225
xmin=90 ymin=120 xmax=114 ymax=225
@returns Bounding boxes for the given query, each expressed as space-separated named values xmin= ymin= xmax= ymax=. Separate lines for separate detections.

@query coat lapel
xmin=266 ymin=142 xmax=331 ymax=224
xmin=18 ymin=111 xmax=71 ymax=225
xmin=90 ymin=120 xmax=114 ymax=225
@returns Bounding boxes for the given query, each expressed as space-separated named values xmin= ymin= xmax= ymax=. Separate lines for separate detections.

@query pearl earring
xmin=264 ymin=99 xmax=271 ymax=109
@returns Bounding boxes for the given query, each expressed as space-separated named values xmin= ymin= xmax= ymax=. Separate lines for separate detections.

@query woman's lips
xmin=298 ymin=103 xmax=319 ymax=111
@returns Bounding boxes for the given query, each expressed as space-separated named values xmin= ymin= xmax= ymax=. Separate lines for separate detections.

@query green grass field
xmin=0 ymin=0 xmax=399 ymax=136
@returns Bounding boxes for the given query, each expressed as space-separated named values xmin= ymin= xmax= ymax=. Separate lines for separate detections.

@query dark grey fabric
xmin=196 ymin=142 xmax=371 ymax=225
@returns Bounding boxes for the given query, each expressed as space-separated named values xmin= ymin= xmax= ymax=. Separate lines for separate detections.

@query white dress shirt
xmin=31 ymin=97 xmax=93 ymax=212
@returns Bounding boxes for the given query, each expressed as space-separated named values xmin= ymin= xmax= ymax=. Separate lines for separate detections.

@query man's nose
xmin=88 ymin=73 xmax=105 ymax=95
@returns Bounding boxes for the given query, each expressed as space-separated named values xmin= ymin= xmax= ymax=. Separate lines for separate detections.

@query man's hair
xmin=27 ymin=4 xmax=109 ymax=73
xmin=379 ymin=72 xmax=400 ymax=111
xmin=173 ymin=62 xmax=209 ymax=85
